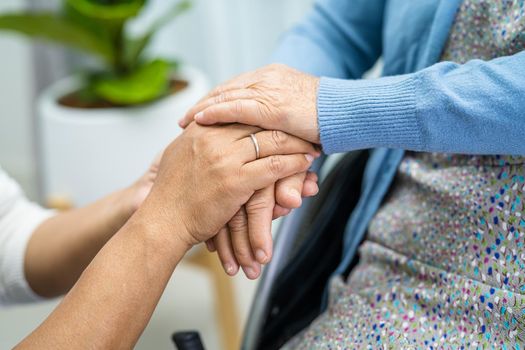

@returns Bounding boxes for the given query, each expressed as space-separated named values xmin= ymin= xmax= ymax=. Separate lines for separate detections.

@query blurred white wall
xmin=0 ymin=1 xmax=314 ymax=349
xmin=140 ymin=0 xmax=315 ymax=85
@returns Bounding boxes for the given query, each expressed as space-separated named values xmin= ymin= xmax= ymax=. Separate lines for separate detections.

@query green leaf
xmin=124 ymin=0 xmax=191 ymax=68
xmin=65 ymin=0 xmax=146 ymax=21
xmin=63 ymin=3 xmax=126 ymax=72
xmin=63 ymin=3 xmax=116 ymax=43
xmin=144 ymin=0 xmax=190 ymax=35
xmin=0 ymin=13 xmax=114 ymax=64
xmin=91 ymin=59 xmax=171 ymax=105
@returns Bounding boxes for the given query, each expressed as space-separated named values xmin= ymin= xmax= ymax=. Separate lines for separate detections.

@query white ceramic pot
xmin=38 ymin=65 xmax=210 ymax=207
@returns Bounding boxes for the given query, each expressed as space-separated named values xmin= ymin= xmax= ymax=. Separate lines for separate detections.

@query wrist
xmin=131 ymin=199 xmax=193 ymax=256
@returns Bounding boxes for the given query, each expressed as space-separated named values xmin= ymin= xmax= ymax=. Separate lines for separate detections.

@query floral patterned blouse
xmin=285 ymin=1 xmax=525 ymax=348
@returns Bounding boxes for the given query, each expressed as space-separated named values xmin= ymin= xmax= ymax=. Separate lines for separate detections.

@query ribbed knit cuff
xmin=317 ymin=74 xmax=420 ymax=154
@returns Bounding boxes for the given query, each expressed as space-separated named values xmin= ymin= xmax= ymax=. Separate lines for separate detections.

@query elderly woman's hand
xmin=140 ymin=123 xmax=319 ymax=251
xmin=205 ymin=169 xmax=319 ymax=279
xmin=179 ymin=63 xmax=320 ymax=144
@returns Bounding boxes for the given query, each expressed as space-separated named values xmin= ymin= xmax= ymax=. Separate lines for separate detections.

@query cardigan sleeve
xmin=318 ymin=50 xmax=525 ymax=155
xmin=0 ymin=167 xmax=54 ymax=305
xmin=271 ymin=0 xmax=386 ymax=79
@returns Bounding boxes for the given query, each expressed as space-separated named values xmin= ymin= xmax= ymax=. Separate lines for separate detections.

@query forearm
xmin=318 ymin=51 xmax=525 ymax=155
xmin=25 ymin=187 xmax=137 ymax=298
xmin=13 ymin=121 xmax=315 ymax=348
xmin=17 ymin=206 xmax=188 ymax=349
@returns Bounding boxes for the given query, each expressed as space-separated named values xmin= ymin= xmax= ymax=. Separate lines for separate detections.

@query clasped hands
xmin=138 ymin=64 xmax=319 ymax=279
xmin=177 ymin=64 xmax=320 ymax=279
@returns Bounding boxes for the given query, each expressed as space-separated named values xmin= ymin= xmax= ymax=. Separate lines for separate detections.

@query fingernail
xmin=305 ymin=154 xmax=315 ymax=162
xmin=195 ymin=111 xmax=204 ymax=121
xmin=178 ymin=119 xmax=184 ymax=127
xmin=224 ymin=263 xmax=236 ymax=275
xmin=243 ymin=266 xmax=256 ymax=279
xmin=256 ymin=249 xmax=268 ymax=264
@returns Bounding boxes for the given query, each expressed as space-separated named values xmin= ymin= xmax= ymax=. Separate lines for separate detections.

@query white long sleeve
xmin=0 ymin=166 xmax=54 ymax=306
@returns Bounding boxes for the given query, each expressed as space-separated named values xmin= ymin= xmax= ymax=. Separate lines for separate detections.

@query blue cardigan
xmin=272 ymin=0 xmax=525 ymax=275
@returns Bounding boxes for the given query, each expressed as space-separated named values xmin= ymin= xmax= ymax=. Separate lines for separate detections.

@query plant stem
xmin=113 ymin=25 xmax=128 ymax=75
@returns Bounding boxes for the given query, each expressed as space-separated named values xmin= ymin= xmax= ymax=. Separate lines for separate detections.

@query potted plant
xmin=0 ymin=0 xmax=209 ymax=206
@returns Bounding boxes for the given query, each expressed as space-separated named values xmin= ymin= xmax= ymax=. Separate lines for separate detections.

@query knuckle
xmin=197 ymin=137 xmax=227 ymax=168
xmin=233 ymin=100 xmax=244 ymax=115
xmin=233 ymin=249 xmax=252 ymax=263
xmin=245 ymin=197 xmax=271 ymax=214
xmin=270 ymin=130 xmax=288 ymax=149
xmin=267 ymin=155 xmax=284 ymax=176
xmin=229 ymin=212 xmax=248 ymax=231
xmin=208 ymin=147 xmax=224 ymax=163
xmin=211 ymin=85 xmax=225 ymax=97
xmin=214 ymin=92 xmax=227 ymax=104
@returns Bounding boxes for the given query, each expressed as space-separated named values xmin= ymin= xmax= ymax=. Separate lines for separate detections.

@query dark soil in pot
xmin=58 ymin=79 xmax=189 ymax=109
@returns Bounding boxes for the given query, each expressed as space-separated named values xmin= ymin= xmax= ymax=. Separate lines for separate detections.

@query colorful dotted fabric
xmin=442 ymin=0 xmax=525 ymax=63
xmin=284 ymin=1 xmax=525 ymax=348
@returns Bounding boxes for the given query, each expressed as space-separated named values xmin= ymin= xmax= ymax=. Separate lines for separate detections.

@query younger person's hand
xmin=139 ymin=123 xmax=320 ymax=250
